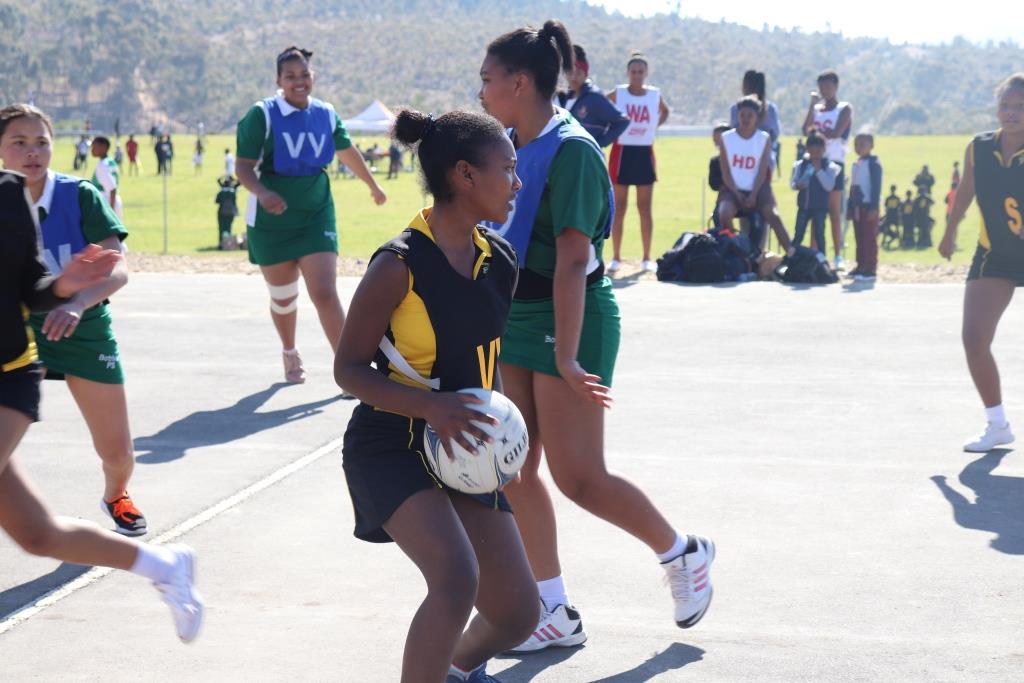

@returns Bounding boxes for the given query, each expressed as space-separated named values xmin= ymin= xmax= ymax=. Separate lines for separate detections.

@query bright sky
xmin=586 ymin=0 xmax=1018 ymax=46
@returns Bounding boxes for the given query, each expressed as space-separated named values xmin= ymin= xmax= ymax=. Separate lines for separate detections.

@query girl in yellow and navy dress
xmin=939 ymin=73 xmax=1024 ymax=452
xmin=0 ymin=168 xmax=203 ymax=643
xmin=478 ymin=20 xmax=715 ymax=655
xmin=335 ymin=109 xmax=538 ymax=683
xmin=236 ymin=46 xmax=386 ymax=384
xmin=0 ymin=104 xmax=147 ymax=537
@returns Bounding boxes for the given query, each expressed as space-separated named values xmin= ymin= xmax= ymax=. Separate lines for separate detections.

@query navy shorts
xmin=609 ymin=144 xmax=656 ymax=185
xmin=342 ymin=403 xmax=512 ymax=543
xmin=0 ymin=364 xmax=44 ymax=422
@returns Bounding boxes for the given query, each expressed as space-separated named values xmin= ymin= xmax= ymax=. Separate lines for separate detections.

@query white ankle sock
xmin=537 ymin=576 xmax=569 ymax=612
xmin=129 ymin=544 xmax=176 ymax=583
xmin=448 ymin=664 xmax=482 ymax=680
xmin=985 ymin=405 xmax=1008 ymax=427
xmin=656 ymin=533 xmax=687 ymax=563
xmin=283 ymin=347 xmax=298 ymax=355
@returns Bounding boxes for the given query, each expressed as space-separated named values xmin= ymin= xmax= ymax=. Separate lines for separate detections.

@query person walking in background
xmin=386 ymin=140 xmax=401 ymax=180
xmin=951 ymin=160 xmax=961 ymax=187
xmin=556 ymin=44 xmax=629 ymax=148
xmin=165 ymin=135 xmax=175 ymax=175
xmin=803 ymin=69 xmax=853 ymax=270
xmin=126 ymin=134 xmax=139 ymax=176
xmin=945 ymin=181 xmax=958 ymax=224
xmin=901 ymin=189 xmax=916 ymax=247
xmin=847 ymin=133 xmax=883 ymax=280
xmin=215 ymin=176 xmax=240 ymax=248
xmin=729 ymin=70 xmax=781 ymax=176
xmin=790 ymin=131 xmax=839 ymax=254
xmin=938 ymin=73 xmax=1024 ymax=453
xmin=74 ymin=135 xmax=90 ymax=171
xmin=90 ymin=136 xmax=123 ymax=219
xmin=155 ymin=135 xmax=169 ymax=175
xmin=192 ymin=138 xmax=204 ymax=176
xmin=607 ymin=52 xmax=669 ymax=273
xmin=113 ymin=143 xmax=124 ymax=167
xmin=224 ymin=148 xmax=235 ymax=177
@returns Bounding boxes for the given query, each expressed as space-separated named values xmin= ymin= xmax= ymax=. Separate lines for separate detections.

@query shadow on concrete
xmin=134 ymin=383 xmax=343 ymax=464
xmin=0 ymin=562 xmax=91 ymax=619
xmin=610 ymin=271 xmax=648 ymax=290
xmin=494 ymin=645 xmax=582 ymax=681
xmin=496 ymin=642 xmax=704 ymax=682
xmin=931 ymin=448 xmax=1024 ymax=554
xmin=590 ymin=643 xmax=705 ymax=682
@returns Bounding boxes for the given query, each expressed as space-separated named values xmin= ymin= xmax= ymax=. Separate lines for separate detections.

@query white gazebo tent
xmin=343 ymin=100 xmax=396 ymax=133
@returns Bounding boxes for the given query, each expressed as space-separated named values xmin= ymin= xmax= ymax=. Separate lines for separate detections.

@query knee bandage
xmin=267 ymin=280 xmax=299 ymax=315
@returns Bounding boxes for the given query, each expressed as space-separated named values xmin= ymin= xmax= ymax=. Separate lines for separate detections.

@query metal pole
xmin=162 ymin=167 xmax=169 ymax=254
xmin=701 ymin=176 xmax=706 ymax=229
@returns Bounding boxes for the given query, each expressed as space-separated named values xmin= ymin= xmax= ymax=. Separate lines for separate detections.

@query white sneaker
xmin=642 ymin=259 xmax=657 ymax=273
xmin=662 ymin=534 xmax=715 ymax=629
xmin=833 ymin=255 xmax=846 ymax=271
xmin=607 ymin=259 xmax=621 ymax=274
xmin=506 ymin=603 xmax=587 ymax=654
xmin=283 ymin=349 xmax=306 ymax=384
xmin=154 ymin=544 xmax=204 ymax=643
xmin=963 ymin=422 xmax=1015 ymax=452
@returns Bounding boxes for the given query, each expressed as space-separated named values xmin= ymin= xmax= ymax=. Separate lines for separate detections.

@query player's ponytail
xmin=392 ymin=108 xmax=507 ymax=203
xmin=487 ymin=20 xmax=574 ymax=99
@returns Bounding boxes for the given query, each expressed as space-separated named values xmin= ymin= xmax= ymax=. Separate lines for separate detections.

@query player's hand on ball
xmin=425 ymin=392 xmax=498 ymax=458
xmin=258 ymin=190 xmax=288 ymax=214
xmin=42 ymin=299 xmax=85 ymax=341
xmin=557 ymin=359 xmax=612 ymax=408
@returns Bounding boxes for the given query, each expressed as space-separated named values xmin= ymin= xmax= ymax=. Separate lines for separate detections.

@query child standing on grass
xmin=215 ymin=176 xmax=240 ymax=248
xmin=901 ymin=190 xmax=916 ymax=247
xmin=790 ymin=131 xmax=839 ymax=254
xmin=847 ymin=133 xmax=882 ymax=280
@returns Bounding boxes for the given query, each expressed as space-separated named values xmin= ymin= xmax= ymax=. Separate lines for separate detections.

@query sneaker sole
xmin=505 ymin=631 xmax=588 ymax=655
xmin=677 ymin=537 xmax=716 ymax=629
xmin=963 ymin=433 xmax=1015 ymax=452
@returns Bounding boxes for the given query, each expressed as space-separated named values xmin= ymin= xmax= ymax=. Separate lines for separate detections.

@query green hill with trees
xmin=2 ymin=0 xmax=1020 ymax=134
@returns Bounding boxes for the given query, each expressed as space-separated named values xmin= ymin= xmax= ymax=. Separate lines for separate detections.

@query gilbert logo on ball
xmin=423 ymin=388 xmax=529 ymax=495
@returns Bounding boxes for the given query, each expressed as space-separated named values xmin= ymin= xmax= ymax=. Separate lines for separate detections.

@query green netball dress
xmin=500 ymin=119 xmax=621 ymax=386
xmin=343 ymin=209 xmax=519 ymax=543
xmin=236 ymin=92 xmax=353 ymax=265
xmin=967 ymin=130 xmax=1024 ymax=285
xmin=28 ymin=171 xmax=128 ymax=384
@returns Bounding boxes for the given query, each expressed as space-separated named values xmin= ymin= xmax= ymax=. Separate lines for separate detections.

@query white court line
xmin=0 ymin=434 xmax=345 ymax=637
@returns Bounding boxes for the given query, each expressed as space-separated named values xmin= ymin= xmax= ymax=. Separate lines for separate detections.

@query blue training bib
xmin=263 ymin=96 xmax=337 ymax=176
xmin=39 ymin=173 xmax=85 ymax=275
xmin=484 ymin=112 xmax=614 ymax=262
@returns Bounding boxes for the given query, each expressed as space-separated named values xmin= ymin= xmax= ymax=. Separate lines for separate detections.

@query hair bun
xmin=393 ymin=109 xmax=431 ymax=147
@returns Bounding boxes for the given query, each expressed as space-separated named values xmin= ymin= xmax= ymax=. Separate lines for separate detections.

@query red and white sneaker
xmin=663 ymin=534 xmax=715 ymax=628
xmin=506 ymin=603 xmax=587 ymax=654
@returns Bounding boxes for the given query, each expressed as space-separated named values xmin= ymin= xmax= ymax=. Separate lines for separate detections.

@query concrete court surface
xmin=1 ymin=272 xmax=1022 ymax=682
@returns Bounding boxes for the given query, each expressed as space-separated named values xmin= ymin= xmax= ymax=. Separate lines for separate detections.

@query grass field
xmin=50 ymin=133 xmax=980 ymax=264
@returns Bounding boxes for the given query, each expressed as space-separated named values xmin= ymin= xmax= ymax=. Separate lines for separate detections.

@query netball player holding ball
xmin=335 ymin=108 xmax=538 ymax=683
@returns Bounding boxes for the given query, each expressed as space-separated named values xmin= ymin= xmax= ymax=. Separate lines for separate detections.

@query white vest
xmin=812 ymin=102 xmax=850 ymax=163
xmin=722 ymin=129 xmax=769 ymax=192
xmin=614 ymin=85 xmax=660 ymax=146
